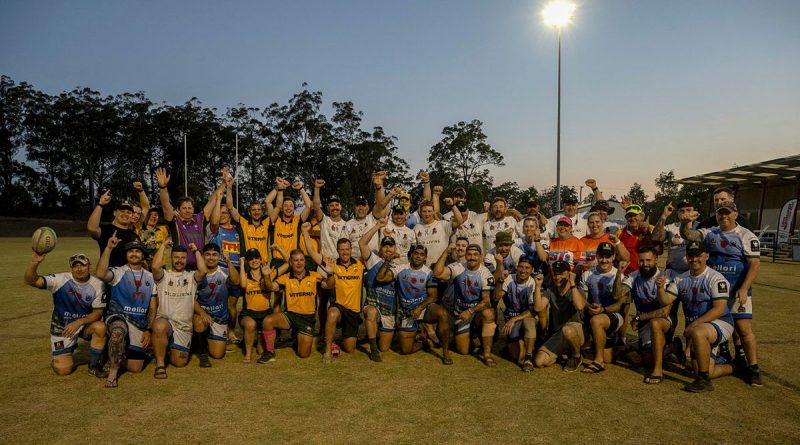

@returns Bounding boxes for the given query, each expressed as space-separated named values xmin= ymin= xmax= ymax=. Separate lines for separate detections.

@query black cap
xmin=203 ymin=243 xmax=220 ymax=253
xmin=124 ymin=240 xmax=146 ymax=252
xmin=328 ymin=195 xmax=341 ymax=204
xmin=354 ymin=195 xmax=369 ymax=206
xmin=676 ymin=201 xmax=693 ymax=210
xmin=552 ymin=260 xmax=570 ymax=273
xmin=117 ymin=200 xmax=135 ymax=211
xmin=172 ymin=245 xmax=188 ymax=253
xmin=591 ymin=200 xmax=614 ymax=215
xmin=596 ymin=242 xmax=615 ymax=258
xmin=391 ymin=204 xmax=405 ymax=214
xmin=686 ymin=240 xmax=706 ymax=256
xmin=563 ymin=197 xmax=578 ymax=205
xmin=380 ymin=236 xmax=396 ymax=247
xmin=455 ymin=201 xmax=467 ymax=211
xmin=453 ymin=188 xmax=467 ymax=199
xmin=245 ymin=248 xmax=261 ymax=260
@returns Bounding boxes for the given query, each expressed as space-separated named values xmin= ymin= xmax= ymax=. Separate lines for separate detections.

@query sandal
xmin=104 ymin=377 xmax=118 ymax=388
xmin=582 ymin=361 xmax=605 ymax=374
xmin=644 ymin=374 xmax=663 ymax=385
xmin=153 ymin=365 xmax=168 ymax=379
xmin=442 ymin=355 xmax=454 ymax=365
xmin=484 ymin=356 xmax=498 ymax=368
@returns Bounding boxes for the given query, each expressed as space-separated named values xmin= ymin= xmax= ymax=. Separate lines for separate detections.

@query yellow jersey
xmin=276 ymin=271 xmax=323 ymax=315
xmin=272 ymin=214 xmax=301 ymax=260
xmin=239 ymin=216 xmax=270 ymax=261
xmin=242 ymin=272 xmax=270 ymax=312
xmin=332 ymin=258 xmax=365 ymax=312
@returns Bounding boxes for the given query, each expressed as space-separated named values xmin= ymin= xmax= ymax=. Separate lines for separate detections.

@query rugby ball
xmin=32 ymin=227 xmax=58 ymax=254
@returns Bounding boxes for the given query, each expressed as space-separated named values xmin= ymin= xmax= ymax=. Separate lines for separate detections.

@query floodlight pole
xmin=555 ymin=29 xmax=562 ymax=212
xmin=183 ymin=133 xmax=188 ymax=196
xmin=235 ymin=133 xmax=239 ymax=209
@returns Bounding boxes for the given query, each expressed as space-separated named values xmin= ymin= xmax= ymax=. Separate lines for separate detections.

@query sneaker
xmin=88 ymin=364 xmax=108 ymax=379
xmin=257 ymin=351 xmax=276 ymax=364
xmin=198 ymin=353 xmax=212 ymax=368
xmin=522 ymin=359 xmax=534 ymax=372
xmin=323 ymin=352 xmax=333 ymax=364
xmin=369 ymin=349 xmax=382 ymax=363
xmin=563 ymin=355 xmax=582 ymax=372
xmin=684 ymin=377 xmax=714 ymax=393
xmin=331 ymin=343 xmax=341 ymax=358
xmin=748 ymin=369 xmax=764 ymax=387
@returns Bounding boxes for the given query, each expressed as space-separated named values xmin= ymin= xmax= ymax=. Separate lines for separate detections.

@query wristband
xmin=98 ymin=203 xmax=106 ymax=207
xmin=158 ymin=185 xmax=167 ymax=189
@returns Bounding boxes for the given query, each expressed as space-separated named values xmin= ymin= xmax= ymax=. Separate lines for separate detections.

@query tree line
xmin=1 ymin=75 xmax=710 ymax=221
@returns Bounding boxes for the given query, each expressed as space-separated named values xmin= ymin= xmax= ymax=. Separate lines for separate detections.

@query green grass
xmin=1 ymin=237 xmax=799 ymax=444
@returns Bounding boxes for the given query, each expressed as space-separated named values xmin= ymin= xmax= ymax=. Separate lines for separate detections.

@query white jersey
xmin=451 ymin=210 xmax=486 ymax=247
xmin=155 ymin=270 xmax=198 ymax=330
xmin=414 ymin=219 xmax=454 ymax=266
xmin=484 ymin=216 xmax=518 ymax=248
xmin=664 ymin=221 xmax=692 ymax=271
xmin=319 ymin=214 xmax=348 ymax=259
xmin=580 ymin=266 xmax=631 ymax=308
xmin=484 ymin=245 xmax=525 ymax=273
xmin=345 ymin=213 xmax=377 ymax=259
xmin=548 ymin=213 xmax=586 ymax=239
xmin=383 ymin=221 xmax=417 ymax=263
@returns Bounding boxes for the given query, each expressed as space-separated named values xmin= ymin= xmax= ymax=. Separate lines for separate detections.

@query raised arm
xmin=312 ymin=179 xmax=325 ymax=222
xmin=301 ymin=223 xmax=324 ymax=266
xmin=133 ymin=181 xmax=150 ymax=218
xmin=652 ymin=202 xmax=673 ymax=242
xmin=155 ymin=167 xmax=175 ymax=222
xmin=419 ymin=171 xmax=431 ymax=202
xmin=371 ymin=171 xmax=388 ymax=218
xmin=262 ymin=263 xmax=280 ymax=292
xmin=607 ymin=233 xmax=630 ymax=262
xmin=432 ymin=185 xmax=443 ymax=218
xmin=87 ymin=190 xmax=111 ymax=239
xmin=225 ymin=174 xmax=241 ymax=222
xmin=656 ymin=274 xmax=677 ymax=307
xmin=433 ymin=243 xmax=456 ymax=281
xmin=268 ymin=177 xmax=287 ymax=223
xmin=294 ymin=182 xmax=313 ymax=222
xmin=679 ymin=210 xmax=703 ymax=242
xmin=23 ymin=251 xmax=48 ymax=289
xmin=222 ymin=252 xmax=240 ymax=286
xmin=96 ymin=231 xmax=120 ymax=282
xmin=586 ymin=179 xmax=604 ymax=202
xmin=150 ymin=239 xmax=171 ymax=282
xmin=203 ymin=168 xmax=228 ymax=218
xmin=208 ymin=189 xmax=222 ymax=234
xmin=359 ymin=218 xmax=387 ymax=259
xmin=190 ymin=243 xmax=207 ymax=282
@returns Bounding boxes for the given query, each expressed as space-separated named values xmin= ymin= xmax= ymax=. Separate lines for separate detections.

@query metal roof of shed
xmin=678 ymin=154 xmax=800 ymax=188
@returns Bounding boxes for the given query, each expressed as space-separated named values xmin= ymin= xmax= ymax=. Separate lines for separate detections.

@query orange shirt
xmin=579 ymin=233 xmax=613 ymax=264
xmin=548 ymin=236 xmax=583 ymax=266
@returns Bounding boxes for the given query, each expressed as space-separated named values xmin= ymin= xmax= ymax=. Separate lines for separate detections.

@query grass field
xmin=1 ymin=237 xmax=799 ymax=444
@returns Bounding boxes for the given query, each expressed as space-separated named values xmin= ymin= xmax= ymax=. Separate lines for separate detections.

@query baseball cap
xmin=245 ymin=248 xmax=261 ymax=260
xmin=596 ymin=242 xmax=615 ymax=258
xmin=172 ymin=245 xmax=189 ymax=253
xmin=391 ymin=204 xmax=405 ymax=214
xmin=557 ymin=216 xmax=573 ymax=226
xmin=380 ymin=236 xmax=396 ymax=247
xmin=124 ymin=240 xmax=146 ymax=252
xmin=494 ymin=231 xmax=513 ymax=246
xmin=465 ymin=244 xmax=483 ymax=255
xmin=453 ymin=188 xmax=467 ymax=199
xmin=591 ymin=200 xmax=614 ymax=214
xmin=716 ymin=202 xmax=738 ymax=213
xmin=327 ymin=195 xmax=341 ymax=204
xmin=625 ymin=204 xmax=643 ymax=215
xmin=203 ymin=243 xmax=221 ymax=253
xmin=563 ymin=197 xmax=578 ymax=204
xmin=354 ymin=195 xmax=369 ymax=206
xmin=676 ymin=201 xmax=693 ymax=210
xmin=398 ymin=192 xmax=411 ymax=200
xmin=117 ymin=200 xmax=135 ymax=211
xmin=409 ymin=244 xmax=428 ymax=255
xmin=686 ymin=240 xmax=706 ymax=256
xmin=551 ymin=260 xmax=570 ymax=273
xmin=69 ymin=253 xmax=90 ymax=266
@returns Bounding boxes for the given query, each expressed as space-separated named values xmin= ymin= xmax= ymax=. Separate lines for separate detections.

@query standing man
xmin=515 ymin=201 xmax=550 ymax=241
xmin=268 ymin=178 xmax=313 ymax=264
xmin=548 ymin=196 xmax=585 ymax=238
xmin=24 ymin=251 xmax=107 ymax=377
xmin=681 ymin=203 xmax=763 ymax=386
xmin=96 ymin=237 xmax=157 ymax=388
xmin=653 ymin=201 xmax=695 ymax=273
xmin=697 ymin=186 xmax=752 ymax=230
xmin=87 ymin=190 xmax=138 ymax=267
xmin=194 ymin=243 xmax=240 ymax=367
xmin=415 ymin=200 xmax=463 ymax=266
xmin=150 ymin=240 xmax=206 ymax=378
xmin=617 ymin=204 xmax=655 ymax=275
xmin=483 ymin=197 xmax=521 ymax=249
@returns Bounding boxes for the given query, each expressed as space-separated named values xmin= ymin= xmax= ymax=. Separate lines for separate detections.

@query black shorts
xmin=332 ymin=303 xmax=361 ymax=338
xmin=239 ymin=308 xmax=273 ymax=330
xmin=284 ymin=312 xmax=316 ymax=337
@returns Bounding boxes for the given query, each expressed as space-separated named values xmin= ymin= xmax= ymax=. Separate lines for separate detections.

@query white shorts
xmin=208 ymin=321 xmax=228 ymax=342
xmin=159 ymin=317 xmax=192 ymax=353
xmin=637 ymin=317 xmax=672 ymax=350
xmin=729 ymin=295 xmax=753 ymax=320
xmin=449 ymin=310 xmax=477 ymax=336
xmin=399 ymin=306 xmax=431 ymax=332
xmin=709 ymin=319 xmax=734 ymax=348
xmin=50 ymin=326 xmax=90 ymax=356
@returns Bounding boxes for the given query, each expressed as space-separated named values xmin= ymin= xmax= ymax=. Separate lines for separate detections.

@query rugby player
xmin=483 ymin=197 xmax=521 ymax=249
xmin=268 ymin=178 xmax=313 ymax=265
xmin=532 ymin=261 xmax=587 ymax=372
xmin=580 ymin=242 xmax=631 ymax=374
xmin=24 ymin=251 xmax=107 ymax=377
xmin=681 ymin=203 xmax=763 ymax=386
xmin=515 ymin=201 xmax=550 ymax=241
xmin=697 ymin=186 xmax=752 ymax=230
xmin=150 ymin=240 xmax=207 ymax=378
xmin=208 ymin=191 xmax=244 ymax=344
xmin=484 ymin=231 xmax=524 ymax=280
xmin=194 ymin=243 xmax=240 ymax=367
xmin=320 ymin=237 xmax=366 ymax=363
xmin=658 ymin=240 xmax=736 ymax=392
xmin=356 ymin=219 xmax=397 ymax=362
xmin=96 ymin=236 xmax=157 ymax=388
xmin=617 ymin=204 xmax=656 ymax=275
xmin=433 ymin=243 xmax=497 ymax=367
xmin=494 ymin=257 xmax=541 ymax=371
xmin=547 ymin=196 xmax=585 ymax=238
xmin=87 ymin=190 xmax=138 ymax=267
xmin=238 ymin=248 xmax=277 ymax=363
xmin=414 ymin=199 xmax=463 ymax=266
xmin=653 ymin=201 xmax=695 ymax=273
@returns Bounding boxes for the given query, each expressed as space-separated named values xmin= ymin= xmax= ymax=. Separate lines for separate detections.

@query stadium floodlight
xmin=542 ymin=1 xmax=576 ymax=28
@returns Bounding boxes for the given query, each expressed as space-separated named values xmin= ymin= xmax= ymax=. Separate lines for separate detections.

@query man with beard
xmin=150 ymin=240 xmax=207 ymax=378
xmin=433 ymin=243 xmax=497 ymax=367
xmin=194 ymin=243 xmax=240 ymax=367
xmin=484 ymin=231 xmax=524 ymax=280
xmin=415 ymin=200 xmax=463 ymax=267
xmin=627 ymin=246 xmax=674 ymax=384
xmin=494 ymin=258 xmax=542 ymax=371
xmin=24 ymin=251 xmax=107 ymax=377
xmin=226 ymin=174 xmax=272 ymax=262
xmin=156 ymin=166 xmax=225 ymax=269
xmin=96 ymin=237 xmax=157 ymax=388
xmin=580 ymin=242 xmax=631 ymax=374
xmin=268 ymin=178 xmax=313 ymax=266
xmin=87 ymin=190 xmax=138 ymax=267
xmin=653 ymin=201 xmax=695 ymax=273
xmin=483 ymin=197 xmax=521 ymax=250
xmin=681 ymin=203 xmax=763 ymax=386
xmin=320 ymin=236 xmax=366 ymax=364
xmin=658 ymin=240 xmax=736 ymax=392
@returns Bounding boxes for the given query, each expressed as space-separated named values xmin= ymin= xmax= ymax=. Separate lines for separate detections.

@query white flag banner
xmin=777 ymin=198 xmax=797 ymax=244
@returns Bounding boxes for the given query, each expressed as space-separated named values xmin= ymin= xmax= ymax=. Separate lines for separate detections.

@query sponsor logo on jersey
xmin=717 ymin=281 xmax=728 ymax=293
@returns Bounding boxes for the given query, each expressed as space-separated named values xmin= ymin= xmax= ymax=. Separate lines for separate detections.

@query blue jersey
xmin=666 ymin=267 xmax=733 ymax=325
xmin=500 ymin=275 xmax=536 ymax=318
xmin=580 ymin=267 xmax=629 ymax=309
xmin=447 ymin=262 xmax=495 ymax=314
xmin=209 ymin=225 xmax=242 ymax=270
xmin=197 ymin=268 xmax=230 ymax=324
xmin=515 ymin=240 xmax=548 ymax=276
xmin=395 ymin=263 xmax=436 ymax=316
xmin=107 ymin=265 xmax=156 ymax=329
xmin=628 ymin=269 xmax=672 ymax=314
xmin=364 ymin=254 xmax=398 ymax=316
xmin=44 ymin=273 xmax=106 ymax=335
xmin=700 ymin=225 xmax=760 ymax=295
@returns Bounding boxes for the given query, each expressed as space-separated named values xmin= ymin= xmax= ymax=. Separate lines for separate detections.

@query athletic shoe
xmin=331 ymin=343 xmax=341 ymax=358
xmin=522 ymin=359 xmax=534 ymax=372
xmin=198 ymin=353 xmax=212 ymax=368
xmin=563 ymin=355 xmax=582 ymax=373
xmin=369 ymin=349 xmax=382 ymax=363
xmin=748 ymin=369 xmax=764 ymax=387
xmin=88 ymin=364 xmax=108 ymax=379
xmin=718 ymin=342 xmax=732 ymax=361
xmin=257 ymin=351 xmax=276 ymax=364
xmin=322 ymin=352 xmax=333 ymax=364
xmin=684 ymin=377 xmax=714 ymax=393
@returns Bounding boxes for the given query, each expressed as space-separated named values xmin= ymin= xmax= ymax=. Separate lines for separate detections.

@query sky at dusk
xmin=2 ymin=0 xmax=799 ymax=199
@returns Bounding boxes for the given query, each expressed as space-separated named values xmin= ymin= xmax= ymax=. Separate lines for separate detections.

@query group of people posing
xmin=24 ymin=168 xmax=762 ymax=393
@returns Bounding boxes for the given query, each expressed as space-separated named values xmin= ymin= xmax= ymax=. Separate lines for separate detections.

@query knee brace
xmin=482 ymin=322 xmax=497 ymax=337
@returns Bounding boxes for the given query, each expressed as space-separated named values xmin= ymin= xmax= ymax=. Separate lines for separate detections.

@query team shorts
xmin=50 ymin=326 xmax=92 ymax=356
xmin=709 ymin=319 xmax=734 ymax=348
xmin=228 ymin=286 xmax=241 ymax=298
xmin=636 ymin=317 xmax=673 ymax=350
xmin=505 ymin=316 xmax=537 ymax=342
xmin=540 ymin=322 xmax=585 ymax=361
xmin=208 ymin=321 xmax=228 ymax=342
xmin=239 ymin=308 xmax=272 ymax=329
xmin=728 ymin=295 xmax=753 ymax=320
xmin=449 ymin=309 xmax=477 ymax=336
xmin=106 ymin=315 xmax=148 ymax=357
xmin=283 ymin=311 xmax=316 ymax=337
xmin=398 ymin=306 xmax=433 ymax=332
xmin=596 ymin=312 xmax=625 ymax=348
xmin=332 ymin=303 xmax=361 ymax=338
xmin=158 ymin=317 xmax=192 ymax=353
